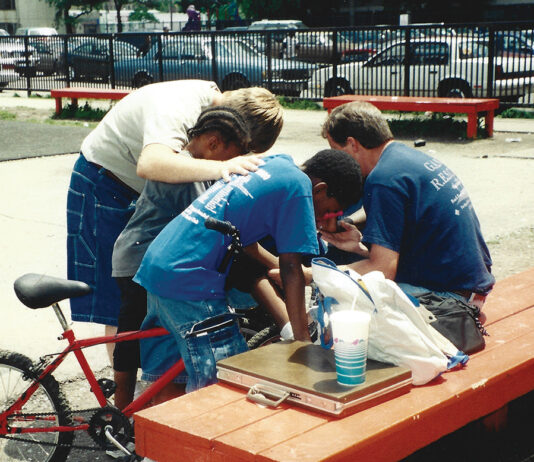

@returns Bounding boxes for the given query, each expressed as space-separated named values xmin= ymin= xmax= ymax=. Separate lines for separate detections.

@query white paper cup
xmin=330 ymin=310 xmax=371 ymax=387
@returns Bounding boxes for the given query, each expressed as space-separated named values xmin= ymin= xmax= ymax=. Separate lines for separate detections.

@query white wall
xmin=16 ymin=0 xmax=58 ymax=31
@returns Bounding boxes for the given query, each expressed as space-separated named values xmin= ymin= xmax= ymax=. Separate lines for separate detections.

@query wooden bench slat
xmin=135 ymin=384 xmax=246 ymax=458
xmin=214 ymin=408 xmax=328 ymax=460
xmin=483 ymin=266 xmax=534 ymax=325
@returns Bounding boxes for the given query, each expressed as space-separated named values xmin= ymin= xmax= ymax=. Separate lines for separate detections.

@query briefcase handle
xmin=247 ymin=384 xmax=290 ymax=408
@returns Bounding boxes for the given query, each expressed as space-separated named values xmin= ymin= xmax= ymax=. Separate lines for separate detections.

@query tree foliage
xmin=383 ymin=0 xmax=492 ymax=22
xmin=44 ymin=0 xmax=102 ymax=33
xmin=237 ymin=0 xmax=337 ymax=20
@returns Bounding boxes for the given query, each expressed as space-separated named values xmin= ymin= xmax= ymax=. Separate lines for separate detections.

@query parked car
xmin=114 ymin=36 xmax=316 ymax=95
xmin=0 ymin=62 xmax=8 ymax=89
xmin=14 ymin=27 xmax=58 ymax=38
xmin=0 ymin=41 xmax=37 ymax=75
xmin=303 ymin=37 xmax=534 ymax=103
xmin=248 ymin=19 xmax=307 ymax=31
xmin=14 ymin=40 xmax=59 ymax=76
xmin=248 ymin=19 xmax=308 ymax=59
xmin=0 ymin=29 xmax=9 ymax=37
xmin=287 ymin=31 xmax=374 ymax=64
xmin=70 ymin=39 xmax=139 ymax=81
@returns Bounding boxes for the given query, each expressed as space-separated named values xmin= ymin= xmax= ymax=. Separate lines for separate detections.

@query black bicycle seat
xmin=14 ymin=273 xmax=91 ymax=309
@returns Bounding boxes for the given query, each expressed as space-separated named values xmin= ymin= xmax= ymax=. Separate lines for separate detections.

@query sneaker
xmin=106 ymin=441 xmax=136 ymax=459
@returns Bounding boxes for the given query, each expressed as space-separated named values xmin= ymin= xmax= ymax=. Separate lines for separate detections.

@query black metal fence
xmin=1 ymin=22 xmax=533 ymax=108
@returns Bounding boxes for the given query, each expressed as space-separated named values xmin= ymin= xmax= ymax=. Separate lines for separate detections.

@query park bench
xmin=50 ymin=87 xmax=131 ymax=115
xmin=132 ymin=266 xmax=534 ymax=462
xmin=323 ymin=95 xmax=500 ymax=139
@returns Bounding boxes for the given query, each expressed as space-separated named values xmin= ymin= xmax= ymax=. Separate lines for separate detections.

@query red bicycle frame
xmin=0 ymin=322 xmax=185 ymax=435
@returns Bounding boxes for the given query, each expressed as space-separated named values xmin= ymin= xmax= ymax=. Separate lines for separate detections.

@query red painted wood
xmin=322 ymin=94 xmax=499 ymax=139
xmin=135 ymin=268 xmax=534 ymax=462
xmin=50 ymin=87 xmax=131 ymax=114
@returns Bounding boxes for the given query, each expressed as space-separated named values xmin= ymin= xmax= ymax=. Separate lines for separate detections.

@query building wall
xmin=0 ymin=0 xmax=58 ymax=34
xmin=17 ymin=0 xmax=57 ymax=29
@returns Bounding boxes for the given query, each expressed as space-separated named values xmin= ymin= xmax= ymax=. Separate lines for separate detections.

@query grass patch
xmin=388 ymin=113 xmax=486 ymax=139
xmin=0 ymin=110 xmax=16 ymax=120
xmin=278 ymin=97 xmax=323 ymax=111
xmin=52 ymin=102 xmax=108 ymax=121
xmin=498 ymin=107 xmax=534 ymax=119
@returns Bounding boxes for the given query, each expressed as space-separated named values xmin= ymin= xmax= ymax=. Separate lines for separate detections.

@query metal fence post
xmin=265 ymin=32 xmax=273 ymax=92
xmin=486 ymin=25 xmax=495 ymax=98
xmin=210 ymin=33 xmax=218 ymax=85
xmin=156 ymin=34 xmax=163 ymax=82
xmin=332 ymin=29 xmax=339 ymax=89
xmin=403 ymin=27 xmax=412 ymax=96
xmin=23 ymin=36 xmax=31 ymax=96
xmin=64 ymin=36 xmax=71 ymax=87
xmin=109 ymin=35 xmax=116 ymax=88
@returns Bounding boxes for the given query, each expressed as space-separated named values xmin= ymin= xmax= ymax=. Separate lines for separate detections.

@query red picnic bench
xmin=50 ymin=87 xmax=131 ymax=115
xmin=323 ymin=95 xmax=500 ymax=140
xmin=133 ymin=266 xmax=534 ymax=462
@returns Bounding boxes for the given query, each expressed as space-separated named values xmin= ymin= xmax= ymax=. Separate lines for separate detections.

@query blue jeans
xmin=140 ymin=293 xmax=248 ymax=393
xmin=67 ymin=154 xmax=137 ymax=326
xmin=397 ymin=283 xmax=468 ymax=304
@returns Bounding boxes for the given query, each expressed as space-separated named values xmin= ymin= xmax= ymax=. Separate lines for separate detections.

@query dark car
xmin=34 ymin=41 xmax=59 ymax=74
xmin=70 ymin=39 xmax=138 ymax=81
xmin=114 ymin=35 xmax=316 ymax=95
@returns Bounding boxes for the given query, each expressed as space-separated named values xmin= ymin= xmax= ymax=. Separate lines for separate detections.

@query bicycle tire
xmin=0 ymin=350 xmax=74 ymax=462
xmin=246 ymin=325 xmax=281 ymax=350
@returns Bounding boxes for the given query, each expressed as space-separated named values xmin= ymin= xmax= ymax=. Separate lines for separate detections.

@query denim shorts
xmin=397 ymin=283 xmax=468 ymax=303
xmin=140 ymin=293 xmax=248 ymax=393
xmin=67 ymin=154 xmax=137 ymax=326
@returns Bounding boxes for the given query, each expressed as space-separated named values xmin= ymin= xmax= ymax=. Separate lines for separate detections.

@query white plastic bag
xmin=311 ymin=257 xmax=468 ymax=385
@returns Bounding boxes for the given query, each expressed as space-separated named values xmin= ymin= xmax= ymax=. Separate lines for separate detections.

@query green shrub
xmin=277 ymin=97 xmax=322 ymax=111
xmin=388 ymin=113 xmax=486 ymax=139
xmin=499 ymin=108 xmax=534 ymax=119
xmin=53 ymin=102 xmax=108 ymax=121
xmin=0 ymin=110 xmax=16 ymax=120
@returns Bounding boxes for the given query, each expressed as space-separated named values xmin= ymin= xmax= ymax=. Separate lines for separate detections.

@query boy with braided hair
xmin=135 ymin=149 xmax=363 ymax=403
xmin=111 ymin=106 xmax=252 ymax=410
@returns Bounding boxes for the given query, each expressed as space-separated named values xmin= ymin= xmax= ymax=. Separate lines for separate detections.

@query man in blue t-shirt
xmin=318 ymin=101 xmax=495 ymax=321
xmin=133 ymin=150 xmax=363 ymax=402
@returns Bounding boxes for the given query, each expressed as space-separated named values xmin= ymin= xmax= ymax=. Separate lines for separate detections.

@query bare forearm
xmin=137 ymin=144 xmax=228 ymax=183
xmin=280 ymin=256 xmax=310 ymax=341
xmin=346 ymin=245 xmax=398 ymax=280
xmin=244 ymin=243 xmax=279 ymax=269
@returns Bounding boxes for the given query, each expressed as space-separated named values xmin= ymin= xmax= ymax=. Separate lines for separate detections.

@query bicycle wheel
xmin=247 ymin=325 xmax=281 ymax=350
xmin=0 ymin=350 xmax=74 ymax=462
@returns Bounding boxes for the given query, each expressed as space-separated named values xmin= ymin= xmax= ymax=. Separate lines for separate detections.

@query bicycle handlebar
xmin=204 ymin=217 xmax=242 ymax=273
xmin=204 ymin=217 xmax=237 ymax=236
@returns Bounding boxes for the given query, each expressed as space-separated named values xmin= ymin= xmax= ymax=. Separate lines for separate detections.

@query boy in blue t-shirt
xmin=133 ymin=149 xmax=363 ymax=403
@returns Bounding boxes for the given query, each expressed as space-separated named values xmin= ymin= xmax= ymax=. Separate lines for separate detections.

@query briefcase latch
xmin=247 ymin=384 xmax=290 ymax=408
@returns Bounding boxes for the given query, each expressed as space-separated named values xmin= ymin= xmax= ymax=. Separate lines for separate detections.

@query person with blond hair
xmin=66 ymin=80 xmax=283 ymax=360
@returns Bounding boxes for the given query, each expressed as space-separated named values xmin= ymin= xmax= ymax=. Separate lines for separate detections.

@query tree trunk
xmin=63 ymin=8 xmax=74 ymax=34
xmin=115 ymin=0 xmax=123 ymax=33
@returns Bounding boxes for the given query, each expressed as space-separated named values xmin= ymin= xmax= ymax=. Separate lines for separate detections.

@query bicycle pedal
xmin=98 ymin=378 xmax=117 ymax=398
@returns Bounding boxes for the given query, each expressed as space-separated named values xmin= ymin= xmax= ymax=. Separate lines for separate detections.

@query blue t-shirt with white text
xmin=134 ymin=154 xmax=319 ymax=300
xmin=362 ymin=142 xmax=495 ymax=293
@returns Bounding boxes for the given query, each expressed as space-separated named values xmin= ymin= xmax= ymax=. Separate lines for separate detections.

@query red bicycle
xmin=0 ymin=218 xmax=281 ymax=462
